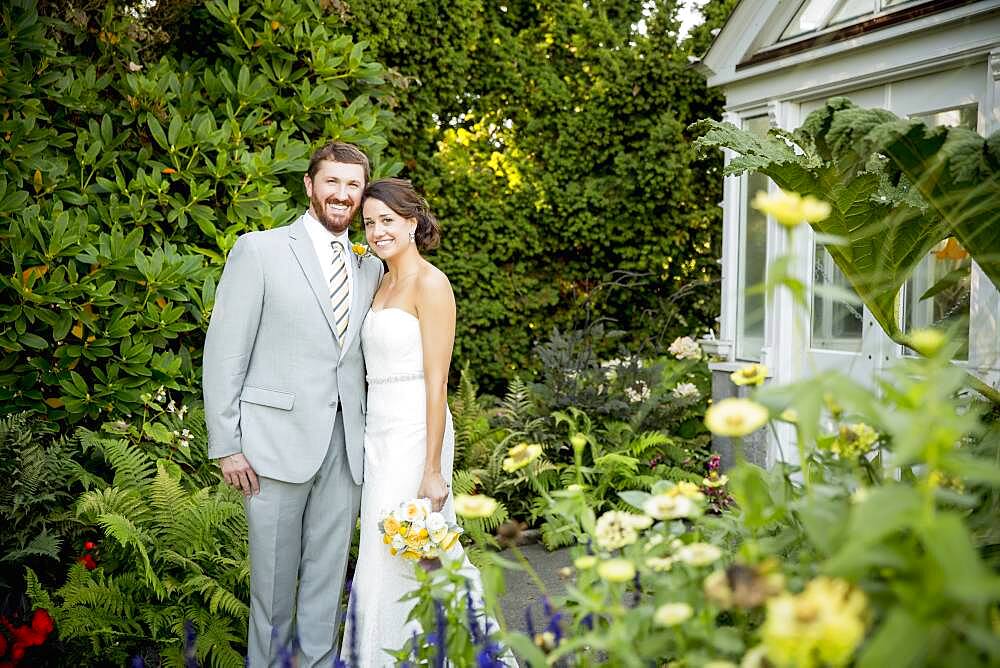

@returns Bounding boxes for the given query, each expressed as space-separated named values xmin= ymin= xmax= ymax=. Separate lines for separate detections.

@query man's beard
xmin=311 ymin=193 xmax=355 ymax=234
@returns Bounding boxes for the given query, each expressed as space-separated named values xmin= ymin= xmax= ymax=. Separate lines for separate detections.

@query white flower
xmin=645 ymin=557 xmax=674 ymax=572
xmin=644 ymin=494 xmax=699 ymax=520
xmin=391 ymin=534 xmax=406 ymax=550
xmin=426 ymin=512 xmax=446 ymax=533
xmin=671 ymin=382 xmax=700 ymax=400
xmin=676 ymin=542 xmax=723 ymax=567
xmin=624 ymin=381 xmax=651 ymax=403
xmin=595 ymin=511 xmax=649 ymax=551
xmin=166 ymin=399 xmax=176 ymax=413
xmin=654 ymin=602 xmax=693 ymax=627
xmin=178 ymin=405 xmax=188 ymax=420
xmin=668 ymin=336 xmax=701 ymax=360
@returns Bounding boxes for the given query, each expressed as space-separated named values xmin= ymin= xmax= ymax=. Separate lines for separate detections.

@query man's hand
xmin=220 ymin=453 xmax=260 ymax=496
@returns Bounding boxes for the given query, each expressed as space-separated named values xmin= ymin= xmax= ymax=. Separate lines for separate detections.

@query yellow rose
xmin=382 ymin=534 xmax=392 ymax=545
xmin=351 ymin=242 xmax=369 ymax=256
xmin=401 ymin=549 xmax=423 ymax=561
xmin=454 ymin=494 xmax=499 ymax=519
xmin=704 ymin=398 xmax=769 ymax=437
xmin=382 ymin=515 xmax=400 ymax=536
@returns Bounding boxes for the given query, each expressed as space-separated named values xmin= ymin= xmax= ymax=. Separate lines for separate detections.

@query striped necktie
xmin=329 ymin=241 xmax=350 ymax=346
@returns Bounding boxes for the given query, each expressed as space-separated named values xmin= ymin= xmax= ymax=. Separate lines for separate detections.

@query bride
xmin=342 ymin=178 xmax=497 ymax=666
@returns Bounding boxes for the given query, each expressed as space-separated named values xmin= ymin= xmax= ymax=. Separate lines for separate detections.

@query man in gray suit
xmin=203 ymin=142 xmax=383 ymax=666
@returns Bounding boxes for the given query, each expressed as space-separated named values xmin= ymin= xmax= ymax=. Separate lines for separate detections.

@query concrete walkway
xmin=498 ymin=543 xmax=573 ymax=633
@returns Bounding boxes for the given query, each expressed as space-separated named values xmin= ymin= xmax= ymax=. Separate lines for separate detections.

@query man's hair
xmin=307 ymin=142 xmax=371 ymax=184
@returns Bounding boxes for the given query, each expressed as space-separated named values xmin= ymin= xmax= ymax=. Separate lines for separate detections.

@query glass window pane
xmin=812 ymin=244 xmax=863 ymax=351
xmin=736 ymin=116 xmax=770 ymax=361
xmin=830 ymin=0 xmax=874 ymax=26
xmin=903 ymin=238 xmax=970 ymax=360
xmin=781 ymin=0 xmax=837 ymax=40
xmin=901 ymin=104 xmax=977 ymax=360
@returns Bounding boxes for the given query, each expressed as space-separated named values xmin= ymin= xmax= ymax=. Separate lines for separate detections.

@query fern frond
xmin=96 ymin=512 xmax=166 ymax=599
xmin=629 ymin=431 xmax=674 ymax=456
xmin=94 ymin=436 xmax=156 ymax=487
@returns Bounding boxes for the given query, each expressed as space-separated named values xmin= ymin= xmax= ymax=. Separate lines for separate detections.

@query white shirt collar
xmin=303 ymin=210 xmax=351 ymax=249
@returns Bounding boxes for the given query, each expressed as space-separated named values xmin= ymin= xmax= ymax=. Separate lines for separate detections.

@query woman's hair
xmin=363 ymin=178 xmax=441 ymax=251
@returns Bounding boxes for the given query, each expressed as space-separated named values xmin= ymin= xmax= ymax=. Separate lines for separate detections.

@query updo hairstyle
xmin=363 ymin=178 xmax=441 ymax=251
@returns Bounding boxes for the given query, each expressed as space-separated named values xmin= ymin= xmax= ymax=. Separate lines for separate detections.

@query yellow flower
xmin=704 ymin=398 xmax=769 ymax=437
xmin=761 ymin=577 xmax=867 ymax=668
xmin=828 ymin=423 xmax=879 ymax=458
xmin=400 ymin=549 xmax=423 ymax=561
xmin=441 ymin=530 xmax=462 ymax=551
xmin=382 ymin=515 xmax=400 ymax=537
xmin=730 ymin=363 xmax=767 ymax=387
xmin=597 ymin=558 xmax=636 ymax=582
xmin=752 ymin=189 xmax=832 ymax=227
xmin=351 ymin=242 xmax=369 ymax=256
xmin=702 ymin=473 xmax=729 ymax=488
xmin=574 ymin=555 xmax=598 ymax=570
xmin=502 ymin=443 xmax=543 ymax=472
xmin=907 ymin=328 xmax=945 ymax=356
xmin=454 ymin=494 xmax=499 ymax=519
xmin=653 ymin=602 xmax=693 ymax=627
xmin=673 ymin=481 xmax=705 ymax=500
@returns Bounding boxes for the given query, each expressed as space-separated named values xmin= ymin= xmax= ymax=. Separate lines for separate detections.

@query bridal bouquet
xmin=379 ymin=498 xmax=463 ymax=561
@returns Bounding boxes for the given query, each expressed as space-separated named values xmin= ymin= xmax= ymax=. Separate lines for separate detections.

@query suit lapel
xmin=287 ymin=216 xmax=339 ymax=341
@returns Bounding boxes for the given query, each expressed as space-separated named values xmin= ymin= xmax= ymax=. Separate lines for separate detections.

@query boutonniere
xmin=351 ymin=242 xmax=377 ymax=267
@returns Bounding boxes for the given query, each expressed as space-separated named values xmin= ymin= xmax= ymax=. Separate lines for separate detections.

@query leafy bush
xmin=0 ymin=0 xmax=395 ymax=424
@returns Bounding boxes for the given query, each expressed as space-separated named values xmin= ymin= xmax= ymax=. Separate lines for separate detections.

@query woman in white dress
xmin=342 ymin=178 xmax=493 ymax=666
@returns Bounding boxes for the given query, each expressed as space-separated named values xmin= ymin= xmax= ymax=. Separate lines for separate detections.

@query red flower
xmin=30 ymin=609 xmax=54 ymax=637
xmin=83 ymin=541 xmax=97 ymax=551
xmin=9 ymin=643 xmax=24 ymax=661
xmin=78 ymin=554 xmax=97 ymax=570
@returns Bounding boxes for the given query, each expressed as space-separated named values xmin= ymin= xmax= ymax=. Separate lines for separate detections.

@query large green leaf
xmin=692 ymin=96 xmax=1000 ymax=340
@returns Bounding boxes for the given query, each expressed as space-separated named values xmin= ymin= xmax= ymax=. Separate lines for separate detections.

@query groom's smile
xmin=304 ymin=160 xmax=366 ymax=235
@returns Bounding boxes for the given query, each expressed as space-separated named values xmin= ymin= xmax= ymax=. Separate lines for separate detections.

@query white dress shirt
xmin=303 ymin=211 xmax=355 ymax=357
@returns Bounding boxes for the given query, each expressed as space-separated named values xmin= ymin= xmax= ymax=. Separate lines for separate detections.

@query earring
xmin=408 ymin=230 xmax=416 ymax=242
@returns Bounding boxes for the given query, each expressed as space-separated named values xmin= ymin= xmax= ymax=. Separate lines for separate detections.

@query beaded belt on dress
xmin=366 ymin=371 xmax=424 ymax=385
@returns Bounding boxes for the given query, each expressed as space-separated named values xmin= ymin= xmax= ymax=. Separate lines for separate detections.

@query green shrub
xmin=0 ymin=0 xmax=396 ymax=425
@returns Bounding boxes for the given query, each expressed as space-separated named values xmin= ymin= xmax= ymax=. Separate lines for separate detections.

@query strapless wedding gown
xmin=342 ymin=307 xmax=482 ymax=666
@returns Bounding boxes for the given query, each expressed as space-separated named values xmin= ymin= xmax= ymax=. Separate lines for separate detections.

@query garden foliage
xmin=342 ymin=0 xmax=727 ymax=388
xmin=692 ymin=98 xmax=1000 ymax=345
xmin=412 ymin=345 xmax=1000 ymax=667
xmin=0 ymin=0 xmax=394 ymax=423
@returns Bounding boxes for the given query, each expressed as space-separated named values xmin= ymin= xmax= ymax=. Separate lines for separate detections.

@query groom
xmin=203 ymin=142 xmax=383 ymax=666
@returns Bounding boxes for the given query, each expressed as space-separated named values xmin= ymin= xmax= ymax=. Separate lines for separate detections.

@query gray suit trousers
xmin=244 ymin=410 xmax=361 ymax=667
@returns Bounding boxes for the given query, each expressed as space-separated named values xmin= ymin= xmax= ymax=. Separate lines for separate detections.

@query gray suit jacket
xmin=203 ymin=215 xmax=382 ymax=484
